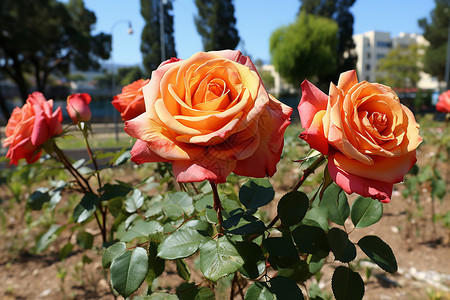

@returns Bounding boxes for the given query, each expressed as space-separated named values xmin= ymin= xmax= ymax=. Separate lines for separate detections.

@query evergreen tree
xmin=140 ymin=0 xmax=177 ymax=75
xmin=194 ymin=0 xmax=240 ymax=51
xmin=299 ymin=0 xmax=357 ymax=83
xmin=419 ymin=0 xmax=450 ymax=82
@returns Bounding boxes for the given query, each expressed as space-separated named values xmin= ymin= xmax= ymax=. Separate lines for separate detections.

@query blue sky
xmin=83 ymin=0 xmax=436 ymax=67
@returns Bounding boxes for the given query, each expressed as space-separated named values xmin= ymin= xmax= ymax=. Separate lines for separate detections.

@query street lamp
xmin=110 ymin=20 xmax=133 ymax=142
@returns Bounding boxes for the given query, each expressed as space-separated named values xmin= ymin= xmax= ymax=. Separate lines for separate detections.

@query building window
xmin=365 ymin=64 xmax=371 ymax=71
xmin=377 ymin=54 xmax=385 ymax=59
xmin=367 ymin=52 xmax=371 ymax=59
xmin=376 ymin=41 xmax=392 ymax=48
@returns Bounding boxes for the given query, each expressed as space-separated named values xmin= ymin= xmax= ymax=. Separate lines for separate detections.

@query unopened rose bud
xmin=67 ymin=93 xmax=92 ymax=124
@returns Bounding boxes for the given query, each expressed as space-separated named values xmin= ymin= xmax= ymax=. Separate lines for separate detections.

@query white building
xmin=352 ymin=30 xmax=439 ymax=90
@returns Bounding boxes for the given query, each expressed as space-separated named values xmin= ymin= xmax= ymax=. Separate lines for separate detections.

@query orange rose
xmin=437 ymin=90 xmax=450 ymax=113
xmin=298 ymin=71 xmax=422 ymax=202
xmin=125 ymin=50 xmax=292 ymax=183
xmin=3 ymin=92 xmax=63 ymax=165
xmin=112 ymin=79 xmax=150 ymax=121
xmin=67 ymin=93 xmax=92 ymax=123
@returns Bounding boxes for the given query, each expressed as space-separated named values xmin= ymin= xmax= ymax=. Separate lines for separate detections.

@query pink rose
xmin=125 ymin=50 xmax=292 ymax=183
xmin=298 ymin=71 xmax=422 ymax=202
xmin=437 ymin=90 xmax=450 ymax=113
xmin=67 ymin=93 xmax=92 ymax=123
xmin=3 ymin=92 xmax=63 ymax=165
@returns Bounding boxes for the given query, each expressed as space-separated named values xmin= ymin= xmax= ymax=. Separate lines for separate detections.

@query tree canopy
xmin=270 ymin=13 xmax=338 ymax=86
xmin=140 ymin=0 xmax=177 ymax=75
xmin=376 ymin=44 xmax=423 ymax=90
xmin=299 ymin=0 xmax=357 ymax=83
xmin=194 ymin=0 xmax=240 ymax=51
xmin=0 ymin=0 xmax=111 ymax=115
xmin=419 ymin=0 xmax=450 ymax=82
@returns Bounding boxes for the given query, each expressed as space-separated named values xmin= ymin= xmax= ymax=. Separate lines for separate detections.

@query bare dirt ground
xmin=1 ymin=126 xmax=450 ymax=300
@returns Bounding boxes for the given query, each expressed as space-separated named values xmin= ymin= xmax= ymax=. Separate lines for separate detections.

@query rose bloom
xmin=67 ymin=93 xmax=92 ymax=123
xmin=112 ymin=79 xmax=150 ymax=121
xmin=298 ymin=71 xmax=422 ymax=202
xmin=3 ymin=92 xmax=63 ymax=165
xmin=125 ymin=50 xmax=292 ymax=183
xmin=437 ymin=90 xmax=450 ymax=113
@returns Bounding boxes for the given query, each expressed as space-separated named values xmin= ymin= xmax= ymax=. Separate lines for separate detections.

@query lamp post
xmin=111 ymin=20 xmax=133 ymax=142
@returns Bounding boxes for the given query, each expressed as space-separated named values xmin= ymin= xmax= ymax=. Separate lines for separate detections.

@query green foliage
xmin=270 ymin=12 xmax=338 ymax=85
xmin=110 ymin=247 xmax=149 ymax=298
xmin=299 ymin=0 xmax=357 ymax=83
xmin=239 ymin=179 xmax=275 ymax=210
xmin=376 ymin=44 xmax=423 ymax=89
xmin=418 ymin=0 xmax=450 ymax=80
xmin=357 ymin=235 xmax=397 ymax=273
xmin=331 ymin=266 xmax=365 ymax=300
xmin=140 ymin=0 xmax=177 ymax=74
xmin=350 ymin=196 xmax=383 ymax=228
xmin=0 ymin=0 xmax=111 ymax=102
xmin=194 ymin=0 xmax=240 ymax=51
xmin=277 ymin=191 xmax=309 ymax=226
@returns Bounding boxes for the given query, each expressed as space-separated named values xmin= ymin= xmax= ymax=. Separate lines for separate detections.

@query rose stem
xmin=210 ymin=181 xmax=224 ymax=233
xmin=263 ymin=154 xmax=326 ymax=232
xmin=78 ymin=122 xmax=108 ymax=241
xmin=52 ymin=141 xmax=106 ymax=243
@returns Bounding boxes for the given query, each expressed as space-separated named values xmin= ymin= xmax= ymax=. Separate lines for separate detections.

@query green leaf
xmin=263 ymin=237 xmax=299 ymax=269
xmin=124 ymin=189 xmax=144 ymax=213
xmin=113 ymin=150 xmax=131 ymax=166
xmin=163 ymin=192 xmax=194 ymax=219
xmin=27 ymin=188 xmax=50 ymax=210
xmin=59 ymin=242 xmax=74 ymax=260
xmin=236 ymin=241 xmax=266 ymax=279
xmin=270 ymin=276 xmax=304 ymax=299
xmin=327 ymin=228 xmax=356 ymax=263
xmin=200 ymin=236 xmax=245 ymax=282
xmin=72 ymin=193 xmax=99 ymax=223
xmin=35 ymin=224 xmax=64 ymax=253
xmin=176 ymin=283 xmax=215 ymax=300
xmin=245 ymin=282 xmax=274 ymax=300
xmin=158 ymin=228 xmax=208 ymax=259
xmin=350 ymin=196 xmax=383 ymax=228
xmin=76 ymin=231 xmax=94 ymax=250
xmin=320 ymin=183 xmax=349 ymax=226
xmin=176 ymin=258 xmax=191 ymax=281
xmin=120 ymin=220 xmax=164 ymax=243
xmin=277 ymin=191 xmax=309 ymax=227
xmin=227 ymin=220 xmax=266 ymax=235
xmin=292 ymin=225 xmax=329 ymax=258
xmin=99 ymin=183 xmax=133 ymax=202
xmin=102 ymin=242 xmax=126 ymax=269
xmin=239 ymin=178 xmax=275 ymax=210
xmin=304 ymin=206 xmax=329 ymax=230
xmin=147 ymin=241 xmax=165 ymax=283
xmin=277 ymin=260 xmax=313 ymax=283
xmin=332 ymin=266 xmax=365 ymax=300
xmin=110 ymin=247 xmax=149 ymax=298
xmin=357 ymin=235 xmax=397 ymax=273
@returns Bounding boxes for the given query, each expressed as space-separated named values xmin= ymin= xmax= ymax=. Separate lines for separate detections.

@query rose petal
xmin=298 ymin=80 xmax=328 ymax=130
xmin=172 ymin=158 xmax=236 ymax=184
xmin=327 ymin=155 xmax=393 ymax=203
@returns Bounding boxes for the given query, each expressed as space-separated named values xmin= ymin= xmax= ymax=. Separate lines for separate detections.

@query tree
xmin=0 ymin=0 xmax=111 ymax=117
xmin=270 ymin=13 xmax=338 ymax=86
xmin=376 ymin=44 xmax=423 ymax=90
xmin=299 ymin=0 xmax=357 ymax=83
xmin=418 ymin=0 xmax=450 ymax=82
xmin=194 ymin=0 xmax=240 ymax=51
xmin=140 ymin=0 xmax=177 ymax=75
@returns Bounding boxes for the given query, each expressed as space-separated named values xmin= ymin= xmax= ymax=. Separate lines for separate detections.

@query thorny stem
xmin=266 ymin=154 xmax=326 ymax=231
xmin=210 ymin=181 xmax=224 ymax=233
xmin=78 ymin=122 xmax=108 ymax=243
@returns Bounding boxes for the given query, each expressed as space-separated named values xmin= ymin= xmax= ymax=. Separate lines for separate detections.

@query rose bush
xmin=67 ymin=93 xmax=92 ymax=123
xmin=298 ymin=70 xmax=422 ymax=202
xmin=125 ymin=50 xmax=292 ymax=183
xmin=112 ymin=78 xmax=150 ymax=121
xmin=3 ymin=92 xmax=63 ymax=165
xmin=437 ymin=90 xmax=450 ymax=113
